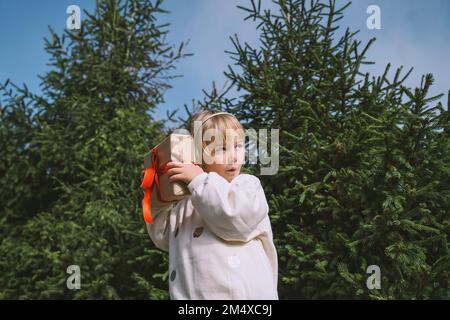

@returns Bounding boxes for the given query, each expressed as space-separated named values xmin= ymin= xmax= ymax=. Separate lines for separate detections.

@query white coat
xmin=146 ymin=171 xmax=279 ymax=300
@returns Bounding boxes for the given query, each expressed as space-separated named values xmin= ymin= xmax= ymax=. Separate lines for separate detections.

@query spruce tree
xmin=201 ymin=0 xmax=449 ymax=299
xmin=0 ymin=0 xmax=188 ymax=299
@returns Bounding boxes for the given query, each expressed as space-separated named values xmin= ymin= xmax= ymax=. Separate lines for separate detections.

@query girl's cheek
xmin=202 ymin=150 xmax=216 ymax=165
xmin=214 ymin=153 xmax=226 ymax=164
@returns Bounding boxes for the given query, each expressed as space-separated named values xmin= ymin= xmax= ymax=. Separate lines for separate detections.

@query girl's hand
xmin=166 ymin=161 xmax=204 ymax=184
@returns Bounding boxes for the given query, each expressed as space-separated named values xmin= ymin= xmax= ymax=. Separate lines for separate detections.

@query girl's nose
xmin=227 ymin=149 xmax=237 ymax=164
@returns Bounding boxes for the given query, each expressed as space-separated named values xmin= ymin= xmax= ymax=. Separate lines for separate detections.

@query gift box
xmin=141 ymin=133 xmax=199 ymax=223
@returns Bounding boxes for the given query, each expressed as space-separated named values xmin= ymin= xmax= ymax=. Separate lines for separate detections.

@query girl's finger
xmin=169 ymin=173 xmax=184 ymax=182
xmin=167 ymin=167 xmax=183 ymax=176
xmin=166 ymin=161 xmax=182 ymax=168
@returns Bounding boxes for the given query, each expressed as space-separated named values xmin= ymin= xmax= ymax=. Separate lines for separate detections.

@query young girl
xmin=146 ymin=110 xmax=278 ymax=300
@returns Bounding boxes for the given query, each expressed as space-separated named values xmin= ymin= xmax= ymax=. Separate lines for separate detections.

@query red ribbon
xmin=140 ymin=146 xmax=200 ymax=224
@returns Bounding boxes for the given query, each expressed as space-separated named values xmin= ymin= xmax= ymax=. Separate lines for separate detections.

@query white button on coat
xmin=228 ymin=255 xmax=240 ymax=268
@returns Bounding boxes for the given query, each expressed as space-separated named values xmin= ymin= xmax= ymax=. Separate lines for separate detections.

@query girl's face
xmin=202 ymin=131 xmax=245 ymax=182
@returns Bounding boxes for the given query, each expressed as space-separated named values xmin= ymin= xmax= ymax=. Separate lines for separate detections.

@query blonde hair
xmin=189 ymin=110 xmax=245 ymax=163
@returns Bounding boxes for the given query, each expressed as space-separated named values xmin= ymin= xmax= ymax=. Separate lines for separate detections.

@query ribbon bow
xmin=140 ymin=146 xmax=200 ymax=224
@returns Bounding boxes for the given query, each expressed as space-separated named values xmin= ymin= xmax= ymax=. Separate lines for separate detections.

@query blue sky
xmin=1 ymin=0 xmax=449 ymax=124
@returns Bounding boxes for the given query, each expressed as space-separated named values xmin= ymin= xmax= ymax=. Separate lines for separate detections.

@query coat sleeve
xmin=187 ymin=172 xmax=269 ymax=242
xmin=145 ymin=187 xmax=172 ymax=252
